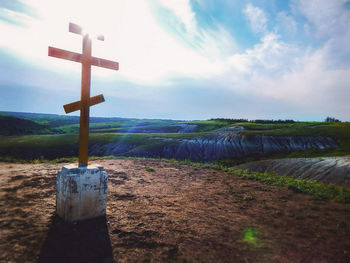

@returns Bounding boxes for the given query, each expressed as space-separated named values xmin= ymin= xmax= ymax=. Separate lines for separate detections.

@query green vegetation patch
xmin=183 ymin=120 xmax=232 ymax=132
xmin=242 ymin=227 xmax=261 ymax=247
xmin=0 ymin=116 xmax=51 ymax=135
xmin=236 ymin=121 xmax=350 ymax=157
xmin=231 ymin=168 xmax=350 ymax=203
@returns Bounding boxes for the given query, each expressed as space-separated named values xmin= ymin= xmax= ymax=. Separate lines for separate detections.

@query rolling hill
xmin=0 ymin=111 xmax=349 ymax=162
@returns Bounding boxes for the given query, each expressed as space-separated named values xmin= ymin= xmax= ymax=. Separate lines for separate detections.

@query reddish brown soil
xmin=0 ymin=159 xmax=349 ymax=263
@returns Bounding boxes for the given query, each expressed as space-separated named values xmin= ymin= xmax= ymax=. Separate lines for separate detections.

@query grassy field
xmin=1 ymin=111 xmax=350 ymax=161
xmin=0 ymin=112 xmax=247 ymax=134
xmin=238 ymin=121 xmax=350 ymax=157
xmin=0 ymin=132 xmax=202 ymax=161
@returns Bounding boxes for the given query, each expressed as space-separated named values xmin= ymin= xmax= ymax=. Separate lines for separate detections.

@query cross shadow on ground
xmin=38 ymin=213 xmax=114 ymax=263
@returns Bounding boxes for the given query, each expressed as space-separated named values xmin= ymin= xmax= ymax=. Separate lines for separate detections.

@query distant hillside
xmin=0 ymin=111 xmax=186 ymax=131
xmin=0 ymin=111 xmax=62 ymax=119
xmin=0 ymin=111 xmax=350 ymax=161
xmin=0 ymin=111 xmax=203 ymax=134
xmin=0 ymin=116 xmax=51 ymax=136
xmin=0 ymin=111 xmax=152 ymax=125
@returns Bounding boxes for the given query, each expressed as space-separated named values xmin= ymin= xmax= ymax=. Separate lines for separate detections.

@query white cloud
xmin=0 ymin=7 xmax=35 ymax=26
xmin=253 ymin=47 xmax=350 ymax=117
xmin=0 ymin=0 xmax=237 ymax=85
xmin=221 ymin=1 xmax=350 ymax=120
xmin=291 ymin=0 xmax=350 ymax=38
xmin=291 ymin=0 xmax=350 ymax=67
xmin=155 ymin=0 xmax=237 ymax=60
xmin=228 ymin=33 xmax=298 ymax=75
xmin=225 ymin=39 xmax=350 ymax=120
xmin=276 ymin=11 xmax=297 ymax=36
xmin=1 ymin=0 xmax=349 ymax=120
xmin=0 ymin=0 xmax=240 ymax=86
xmin=157 ymin=0 xmax=196 ymax=33
xmin=243 ymin=3 xmax=268 ymax=34
xmin=303 ymin=23 xmax=311 ymax=36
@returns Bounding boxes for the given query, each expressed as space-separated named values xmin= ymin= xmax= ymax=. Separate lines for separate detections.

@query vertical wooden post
xmin=48 ymin=23 xmax=119 ymax=168
xmin=79 ymin=35 xmax=92 ymax=166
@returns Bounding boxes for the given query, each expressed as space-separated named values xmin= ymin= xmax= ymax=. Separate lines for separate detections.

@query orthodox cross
xmin=48 ymin=22 xmax=119 ymax=167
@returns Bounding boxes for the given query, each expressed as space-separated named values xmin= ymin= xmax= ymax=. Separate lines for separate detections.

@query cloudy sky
xmin=0 ymin=0 xmax=349 ymax=121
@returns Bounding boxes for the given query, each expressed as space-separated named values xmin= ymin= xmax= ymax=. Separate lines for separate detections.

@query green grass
xmin=182 ymin=120 xmax=233 ymax=132
xmin=1 ymin=112 xmax=238 ymax=135
xmin=52 ymin=119 xmax=231 ymax=134
xmin=0 ymin=134 xmax=79 ymax=148
xmin=242 ymin=227 xmax=261 ymax=247
xmin=1 ymin=112 xmax=350 ymax=162
xmin=230 ymin=168 xmax=350 ymax=203
xmin=0 ymin=132 xmax=196 ymax=148
xmin=239 ymin=121 xmax=350 ymax=137
xmin=235 ymin=122 xmax=350 ymax=157
xmin=0 ymin=132 xmax=200 ymax=161
xmin=236 ymin=121 xmax=348 ymax=135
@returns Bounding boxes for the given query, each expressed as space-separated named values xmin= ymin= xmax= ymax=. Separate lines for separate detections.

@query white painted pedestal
xmin=56 ymin=164 xmax=108 ymax=222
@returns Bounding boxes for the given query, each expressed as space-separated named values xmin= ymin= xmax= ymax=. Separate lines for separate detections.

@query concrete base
xmin=56 ymin=164 xmax=108 ymax=222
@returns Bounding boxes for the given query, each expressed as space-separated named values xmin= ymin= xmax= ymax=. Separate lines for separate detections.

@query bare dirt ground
xmin=0 ymin=159 xmax=350 ymax=263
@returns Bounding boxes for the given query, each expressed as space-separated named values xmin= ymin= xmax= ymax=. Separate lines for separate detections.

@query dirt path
xmin=0 ymin=159 xmax=349 ymax=262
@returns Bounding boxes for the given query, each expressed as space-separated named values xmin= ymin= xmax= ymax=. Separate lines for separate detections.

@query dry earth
xmin=0 ymin=159 xmax=350 ymax=263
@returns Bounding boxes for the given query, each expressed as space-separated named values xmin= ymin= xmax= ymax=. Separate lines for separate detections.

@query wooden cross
xmin=48 ymin=22 xmax=119 ymax=167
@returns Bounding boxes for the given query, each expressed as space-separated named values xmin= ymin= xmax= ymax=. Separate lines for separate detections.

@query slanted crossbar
xmin=49 ymin=23 xmax=119 ymax=166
